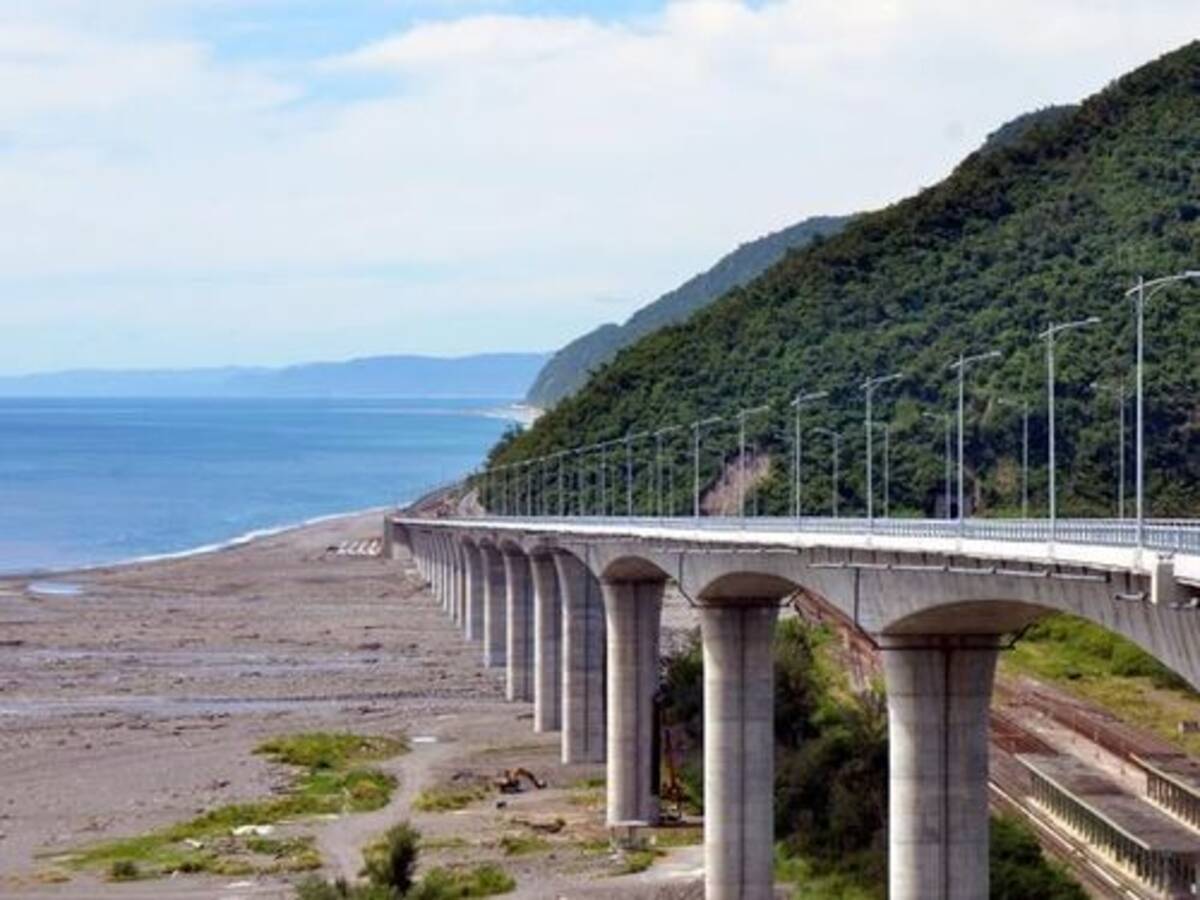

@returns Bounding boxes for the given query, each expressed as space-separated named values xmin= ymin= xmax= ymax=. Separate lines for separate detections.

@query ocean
xmin=0 ymin=397 xmax=515 ymax=575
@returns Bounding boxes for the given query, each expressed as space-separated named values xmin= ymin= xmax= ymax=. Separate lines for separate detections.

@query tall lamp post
xmin=791 ymin=390 xmax=829 ymax=520
xmin=922 ymin=411 xmax=952 ymax=519
xmin=997 ymin=398 xmax=1030 ymax=519
xmin=862 ymin=373 xmax=902 ymax=524
xmin=691 ymin=416 xmax=722 ymax=519
xmin=1091 ymin=380 xmax=1131 ymax=520
xmin=948 ymin=350 xmax=1001 ymax=524
xmin=811 ymin=427 xmax=842 ymax=517
xmin=737 ymin=405 xmax=771 ymax=518
xmin=871 ymin=420 xmax=892 ymax=518
xmin=1040 ymin=317 xmax=1101 ymax=539
xmin=654 ymin=425 xmax=683 ymax=518
xmin=1127 ymin=272 xmax=1200 ymax=546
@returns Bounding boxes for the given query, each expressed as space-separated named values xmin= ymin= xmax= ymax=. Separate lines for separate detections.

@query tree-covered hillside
xmin=491 ymin=42 xmax=1200 ymax=521
xmin=525 ymin=215 xmax=852 ymax=409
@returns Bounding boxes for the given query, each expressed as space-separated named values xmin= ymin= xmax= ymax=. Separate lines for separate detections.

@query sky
xmin=2 ymin=1 xmax=1200 ymax=374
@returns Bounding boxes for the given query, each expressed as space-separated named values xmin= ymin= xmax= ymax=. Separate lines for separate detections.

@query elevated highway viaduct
xmin=385 ymin=514 xmax=1200 ymax=900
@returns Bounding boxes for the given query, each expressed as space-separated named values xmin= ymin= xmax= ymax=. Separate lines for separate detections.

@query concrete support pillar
xmin=481 ymin=545 xmax=507 ymax=668
xmin=503 ymin=549 xmax=535 ymax=702
xmin=530 ymin=554 xmax=563 ymax=732
xmin=450 ymin=543 xmax=464 ymax=626
xmin=699 ymin=601 xmax=779 ymax=900
xmin=601 ymin=578 xmax=664 ymax=825
xmin=881 ymin=635 xmax=1000 ymax=900
xmin=462 ymin=543 xmax=484 ymax=642
xmin=431 ymin=536 xmax=443 ymax=603
xmin=554 ymin=552 xmax=606 ymax=764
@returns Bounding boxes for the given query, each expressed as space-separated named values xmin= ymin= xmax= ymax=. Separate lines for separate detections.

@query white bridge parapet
xmin=388 ymin=513 xmax=1200 ymax=900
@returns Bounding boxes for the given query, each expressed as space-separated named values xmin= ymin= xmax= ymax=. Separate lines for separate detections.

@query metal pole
xmin=790 ymin=391 xmax=828 ymax=521
xmin=656 ymin=432 xmax=663 ymax=517
xmin=1118 ymin=391 xmax=1126 ymax=520
xmin=957 ymin=355 xmax=965 ymax=522
xmin=947 ymin=350 xmax=1001 ymax=524
xmin=1047 ymin=333 xmax=1056 ymax=537
xmin=626 ymin=436 xmax=633 ymax=517
xmin=1022 ymin=401 xmax=1029 ymax=519
xmin=1040 ymin=317 xmax=1100 ymax=540
xmin=1136 ymin=275 xmax=1144 ymax=543
xmin=739 ymin=410 xmax=746 ymax=518
xmin=861 ymin=374 xmax=901 ymax=525
xmin=693 ymin=424 xmax=700 ymax=519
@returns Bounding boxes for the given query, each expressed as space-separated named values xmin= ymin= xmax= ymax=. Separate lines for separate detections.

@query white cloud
xmin=2 ymin=1 xmax=1200 ymax=371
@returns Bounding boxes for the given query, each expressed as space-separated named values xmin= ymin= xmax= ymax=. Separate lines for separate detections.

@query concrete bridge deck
xmin=386 ymin=513 xmax=1200 ymax=900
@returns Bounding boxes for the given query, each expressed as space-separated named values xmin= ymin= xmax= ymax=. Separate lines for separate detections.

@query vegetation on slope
xmin=490 ymin=42 xmax=1200 ymax=521
xmin=525 ymin=215 xmax=852 ymax=408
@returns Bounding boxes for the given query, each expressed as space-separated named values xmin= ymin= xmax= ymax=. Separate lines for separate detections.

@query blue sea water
xmin=0 ymin=397 xmax=514 ymax=575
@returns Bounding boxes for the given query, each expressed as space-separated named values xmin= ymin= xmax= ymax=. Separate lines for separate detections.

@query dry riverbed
xmin=0 ymin=512 xmax=703 ymax=899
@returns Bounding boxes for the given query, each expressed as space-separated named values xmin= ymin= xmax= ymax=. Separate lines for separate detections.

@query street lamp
xmin=623 ymin=431 xmax=651 ymax=517
xmin=996 ymin=398 xmax=1030 ymax=519
xmin=871 ymin=420 xmax=892 ymax=518
xmin=790 ymin=390 xmax=829 ymax=520
xmin=921 ymin=411 xmax=952 ymax=519
xmin=1040 ymin=317 xmax=1101 ymax=539
xmin=811 ymin=427 xmax=842 ymax=517
xmin=1127 ymin=272 xmax=1200 ymax=545
xmin=691 ymin=416 xmax=723 ymax=519
xmin=737 ymin=405 xmax=771 ymax=518
xmin=948 ymin=350 xmax=1001 ymax=524
xmin=654 ymin=425 xmax=683 ymax=517
xmin=862 ymin=373 xmax=902 ymax=524
xmin=1092 ymin=380 xmax=1131 ymax=520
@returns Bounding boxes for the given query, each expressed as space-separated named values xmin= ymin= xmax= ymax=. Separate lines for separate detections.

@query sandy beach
xmin=0 ymin=510 xmax=702 ymax=900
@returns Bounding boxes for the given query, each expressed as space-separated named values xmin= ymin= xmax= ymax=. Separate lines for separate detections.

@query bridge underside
xmin=389 ymin=515 xmax=1200 ymax=900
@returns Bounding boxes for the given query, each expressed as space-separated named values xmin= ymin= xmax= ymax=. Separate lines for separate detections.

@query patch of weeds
xmin=648 ymin=826 xmax=703 ymax=848
xmin=108 ymin=860 xmax=141 ymax=882
xmin=30 ymin=869 xmax=71 ymax=885
xmin=420 ymin=836 xmax=470 ymax=851
xmin=257 ymin=732 xmax=408 ymax=769
xmin=412 ymin=785 xmax=490 ymax=813
xmin=566 ymin=788 xmax=603 ymax=809
xmin=617 ymin=849 xmax=659 ymax=875
xmin=572 ymin=776 xmax=605 ymax=789
xmin=65 ymin=732 xmax=406 ymax=880
xmin=497 ymin=833 xmax=549 ymax=856
xmin=295 ymin=877 xmax=394 ymax=900
xmin=407 ymin=863 xmax=516 ymax=898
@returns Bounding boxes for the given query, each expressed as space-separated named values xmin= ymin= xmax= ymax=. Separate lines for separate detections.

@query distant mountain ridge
xmin=525 ymin=214 xmax=854 ymax=408
xmin=0 ymin=353 xmax=549 ymax=399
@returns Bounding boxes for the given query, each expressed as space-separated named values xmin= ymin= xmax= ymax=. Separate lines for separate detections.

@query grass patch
xmin=413 ymin=785 xmax=490 ymax=813
xmin=773 ymin=846 xmax=880 ymax=900
xmin=566 ymin=788 xmax=603 ymax=809
xmin=1003 ymin=613 xmax=1200 ymax=753
xmin=407 ymin=863 xmax=516 ymax=898
xmin=648 ymin=826 xmax=703 ymax=849
xmin=257 ymin=732 xmax=408 ymax=769
xmin=63 ymin=732 xmax=405 ymax=880
xmin=497 ymin=833 xmax=549 ymax=856
xmin=618 ymin=849 xmax=659 ymax=875
xmin=572 ymin=776 xmax=605 ymax=789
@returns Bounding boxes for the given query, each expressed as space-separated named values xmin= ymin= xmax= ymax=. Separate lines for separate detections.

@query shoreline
xmin=0 ymin=505 xmax=398 ymax=583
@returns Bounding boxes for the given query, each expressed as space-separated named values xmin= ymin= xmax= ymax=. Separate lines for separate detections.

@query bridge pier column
xmin=699 ymin=600 xmax=779 ymax=900
xmin=432 ymin=536 xmax=445 ymax=606
xmin=462 ymin=543 xmax=484 ymax=642
xmin=881 ymin=635 xmax=1000 ymax=900
xmin=530 ymin=555 xmax=563 ymax=732
xmin=503 ymin=549 xmax=535 ymax=702
xmin=452 ymin=544 xmax=465 ymax=626
xmin=554 ymin=552 xmax=606 ymax=764
xmin=481 ymin=545 xmax=508 ymax=668
xmin=602 ymin=578 xmax=664 ymax=825
xmin=415 ymin=534 xmax=429 ymax=583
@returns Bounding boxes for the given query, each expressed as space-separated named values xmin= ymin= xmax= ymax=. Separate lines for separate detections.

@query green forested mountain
xmin=489 ymin=41 xmax=1200 ymax=521
xmin=525 ymin=215 xmax=852 ymax=408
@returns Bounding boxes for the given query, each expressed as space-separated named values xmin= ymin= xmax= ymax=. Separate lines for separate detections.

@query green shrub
xmin=108 ymin=860 xmax=140 ymax=882
xmin=362 ymin=822 xmax=420 ymax=895
xmin=990 ymin=816 xmax=1087 ymax=900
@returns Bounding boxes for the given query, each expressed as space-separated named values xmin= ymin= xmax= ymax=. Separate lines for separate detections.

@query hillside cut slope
xmin=493 ymin=42 xmax=1200 ymax=519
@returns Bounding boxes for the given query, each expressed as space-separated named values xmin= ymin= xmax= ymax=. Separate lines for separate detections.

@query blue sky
xmin=3 ymin=1 xmax=1200 ymax=374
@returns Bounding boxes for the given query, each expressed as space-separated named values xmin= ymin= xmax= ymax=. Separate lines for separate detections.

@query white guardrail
xmin=429 ymin=515 xmax=1200 ymax=556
